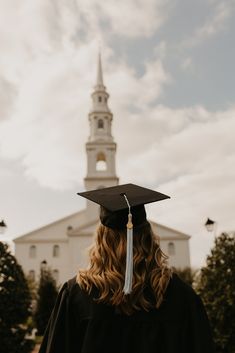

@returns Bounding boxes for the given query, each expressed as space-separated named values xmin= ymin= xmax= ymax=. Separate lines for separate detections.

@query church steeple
xmin=84 ymin=53 xmax=119 ymax=194
xmin=90 ymin=52 xmax=111 ymax=117
xmin=96 ymin=52 xmax=104 ymax=87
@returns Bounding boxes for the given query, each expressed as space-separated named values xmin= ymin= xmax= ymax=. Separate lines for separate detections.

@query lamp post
xmin=205 ymin=218 xmax=217 ymax=240
xmin=40 ymin=260 xmax=47 ymax=271
xmin=40 ymin=260 xmax=48 ymax=278
xmin=0 ymin=219 xmax=7 ymax=234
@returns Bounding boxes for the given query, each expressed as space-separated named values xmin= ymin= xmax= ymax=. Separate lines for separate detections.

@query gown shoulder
xmin=39 ymin=273 xmax=215 ymax=353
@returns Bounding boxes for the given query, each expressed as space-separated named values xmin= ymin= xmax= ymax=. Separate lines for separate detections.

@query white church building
xmin=14 ymin=55 xmax=191 ymax=284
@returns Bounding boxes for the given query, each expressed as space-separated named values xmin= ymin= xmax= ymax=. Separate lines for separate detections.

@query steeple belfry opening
xmin=84 ymin=52 xmax=119 ymax=193
xmin=98 ymin=119 xmax=104 ymax=129
xmin=96 ymin=152 xmax=107 ymax=171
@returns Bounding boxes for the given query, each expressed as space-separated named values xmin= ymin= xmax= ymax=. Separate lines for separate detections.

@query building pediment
xmin=68 ymin=218 xmax=99 ymax=237
xmin=14 ymin=209 xmax=88 ymax=243
xmin=65 ymin=215 xmax=191 ymax=240
xmin=150 ymin=221 xmax=191 ymax=240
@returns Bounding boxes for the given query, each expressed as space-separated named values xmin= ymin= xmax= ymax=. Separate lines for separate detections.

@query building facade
xmin=14 ymin=55 xmax=190 ymax=284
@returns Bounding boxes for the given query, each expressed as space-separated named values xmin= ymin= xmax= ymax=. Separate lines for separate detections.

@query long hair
xmin=77 ymin=222 xmax=173 ymax=315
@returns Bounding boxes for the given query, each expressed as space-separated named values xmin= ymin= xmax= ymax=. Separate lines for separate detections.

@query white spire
xmin=91 ymin=50 xmax=110 ymax=113
xmin=96 ymin=52 xmax=105 ymax=88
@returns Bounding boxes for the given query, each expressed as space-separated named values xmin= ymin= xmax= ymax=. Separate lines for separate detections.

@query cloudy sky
xmin=0 ymin=0 xmax=235 ymax=268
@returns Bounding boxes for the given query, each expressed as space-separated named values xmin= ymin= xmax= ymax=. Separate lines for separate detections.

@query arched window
xmin=98 ymin=96 xmax=102 ymax=102
xmin=96 ymin=152 xmax=107 ymax=171
xmin=53 ymin=269 xmax=59 ymax=283
xmin=98 ymin=119 xmax=104 ymax=129
xmin=53 ymin=245 xmax=60 ymax=257
xmin=29 ymin=245 xmax=36 ymax=258
xmin=29 ymin=270 xmax=35 ymax=281
xmin=168 ymin=242 xmax=175 ymax=256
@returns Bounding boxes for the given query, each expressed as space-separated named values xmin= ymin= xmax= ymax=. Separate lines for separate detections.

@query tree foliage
xmin=196 ymin=232 xmax=235 ymax=353
xmin=0 ymin=242 xmax=34 ymax=353
xmin=34 ymin=267 xmax=58 ymax=335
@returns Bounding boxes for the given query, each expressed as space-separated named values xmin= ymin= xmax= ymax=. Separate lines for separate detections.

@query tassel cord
xmin=123 ymin=215 xmax=133 ymax=294
xmin=122 ymin=193 xmax=134 ymax=295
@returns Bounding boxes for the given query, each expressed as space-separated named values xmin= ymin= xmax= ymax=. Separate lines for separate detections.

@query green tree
xmin=34 ymin=267 xmax=58 ymax=335
xmin=196 ymin=232 xmax=235 ymax=353
xmin=0 ymin=242 xmax=34 ymax=353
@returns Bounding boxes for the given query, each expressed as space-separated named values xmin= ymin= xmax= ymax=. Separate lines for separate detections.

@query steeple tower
xmin=84 ymin=53 xmax=119 ymax=193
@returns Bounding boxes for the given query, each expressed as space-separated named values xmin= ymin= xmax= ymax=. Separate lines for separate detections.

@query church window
xmin=96 ymin=152 xmax=107 ymax=171
xmin=168 ymin=242 xmax=175 ymax=255
xmin=29 ymin=270 xmax=35 ymax=281
xmin=53 ymin=245 xmax=60 ymax=257
xmin=53 ymin=269 xmax=59 ymax=283
xmin=29 ymin=245 xmax=36 ymax=258
xmin=98 ymin=119 xmax=104 ymax=129
xmin=98 ymin=96 xmax=102 ymax=102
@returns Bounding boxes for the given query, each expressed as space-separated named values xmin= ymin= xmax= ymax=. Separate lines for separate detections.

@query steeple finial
xmin=96 ymin=51 xmax=104 ymax=86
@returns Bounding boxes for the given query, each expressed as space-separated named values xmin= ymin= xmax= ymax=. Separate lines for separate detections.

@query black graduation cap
xmin=78 ymin=183 xmax=170 ymax=230
xmin=78 ymin=183 xmax=171 ymax=211
xmin=77 ymin=183 xmax=170 ymax=294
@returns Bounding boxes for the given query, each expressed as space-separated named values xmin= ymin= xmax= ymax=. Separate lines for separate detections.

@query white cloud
xmin=0 ymin=0 xmax=171 ymax=191
xmin=0 ymin=0 xmax=170 ymax=62
xmin=1 ymin=59 xmax=234 ymax=196
xmin=117 ymin=105 xmax=235 ymax=184
xmin=148 ymin=156 xmax=235 ymax=268
xmin=76 ymin=0 xmax=170 ymax=39
xmin=153 ymin=41 xmax=167 ymax=60
xmin=0 ymin=46 xmax=92 ymax=189
xmin=182 ymin=1 xmax=235 ymax=47
xmin=0 ymin=76 xmax=16 ymax=120
xmin=181 ymin=57 xmax=194 ymax=72
xmin=108 ymin=58 xmax=171 ymax=114
xmin=0 ymin=45 xmax=171 ymax=189
xmin=0 ymin=0 xmax=171 ymax=190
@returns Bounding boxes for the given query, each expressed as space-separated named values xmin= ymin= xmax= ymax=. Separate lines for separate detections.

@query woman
xmin=39 ymin=184 xmax=215 ymax=353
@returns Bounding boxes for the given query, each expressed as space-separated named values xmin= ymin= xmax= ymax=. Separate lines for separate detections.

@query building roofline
xmin=14 ymin=209 xmax=86 ymax=242
xmin=150 ymin=219 xmax=191 ymax=239
xmin=14 ymin=211 xmax=191 ymax=243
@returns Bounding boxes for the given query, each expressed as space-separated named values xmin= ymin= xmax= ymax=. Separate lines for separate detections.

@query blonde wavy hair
xmin=77 ymin=221 xmax=173 ymax=315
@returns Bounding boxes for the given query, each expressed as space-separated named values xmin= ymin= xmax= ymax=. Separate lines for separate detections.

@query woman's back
xmin=39 ymin=184 xmax=215 ymax=353
xmin=39 ymin=273 xmax=215 ymax=353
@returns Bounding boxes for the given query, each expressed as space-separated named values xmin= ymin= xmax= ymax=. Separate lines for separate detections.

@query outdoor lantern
xmin=205 ymin=218 xmax=215 ymax=232
xmin=0 ymin=219 xmax=7 ymax=234
xmin=40 ymin=260 xmax=48 ymax=271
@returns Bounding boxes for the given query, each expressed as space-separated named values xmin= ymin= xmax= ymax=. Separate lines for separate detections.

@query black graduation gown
xmin=39 ymin=273 xmax=215 ymax=353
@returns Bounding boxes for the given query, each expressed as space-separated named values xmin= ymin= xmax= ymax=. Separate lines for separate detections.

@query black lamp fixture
xmin=40 ymin=260 xmax=48 ymax=271
xmin=0 ymin=219 xmax=7 ymax=234
xmin=205 ymin=218 xmax=217 ymax=239
xmin=205 ymin=218 xmax=216 ymax=232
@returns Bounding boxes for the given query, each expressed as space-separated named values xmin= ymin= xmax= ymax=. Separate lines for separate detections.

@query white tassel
xmin=123 ymin=213 xmax=133 ymax=295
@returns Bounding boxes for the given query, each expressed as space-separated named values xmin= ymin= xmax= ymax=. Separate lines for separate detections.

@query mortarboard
xmin=77 ymin=183 xmax=170 ymax=295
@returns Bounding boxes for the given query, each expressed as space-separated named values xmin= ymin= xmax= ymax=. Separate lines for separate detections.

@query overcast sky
xmin=0 ymin=0 xmax=235 ymax=268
